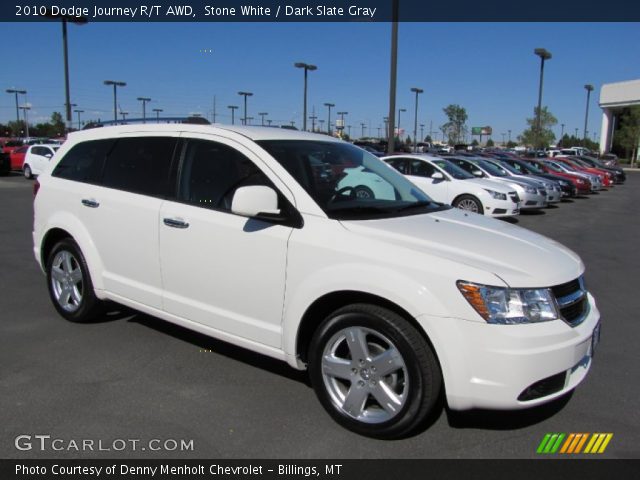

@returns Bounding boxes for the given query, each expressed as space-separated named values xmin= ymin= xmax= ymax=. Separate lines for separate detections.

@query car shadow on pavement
xmin=498 ymin=217 xmax=519 ymax=224
xmin=520 ymin=209 xmax=546 ymax=216
xmin=444 ymin=392 xmax=573 ymax=430
xmin=127 ymin=312 xmax=311 ymax=385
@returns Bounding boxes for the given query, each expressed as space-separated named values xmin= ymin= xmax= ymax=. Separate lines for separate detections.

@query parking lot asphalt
xmin=1 ymin=172 xmax=639 ymax=459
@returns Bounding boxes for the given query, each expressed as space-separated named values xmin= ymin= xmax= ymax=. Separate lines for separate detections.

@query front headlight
xmin=483 ymin=189 xmax=507 ymax=200
xmin=524 ymin=186 xmax=537 ymax=194
xmin=457 ymin=281 xmax=559 ymax=324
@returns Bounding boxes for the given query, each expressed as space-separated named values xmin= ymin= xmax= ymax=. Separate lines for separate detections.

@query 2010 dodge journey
xmin=33 ymin=124 xmax=601 ymax=438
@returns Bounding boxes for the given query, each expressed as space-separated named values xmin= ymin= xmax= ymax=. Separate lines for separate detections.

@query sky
xmin=1 ymin=21 xmax=639 ymax=142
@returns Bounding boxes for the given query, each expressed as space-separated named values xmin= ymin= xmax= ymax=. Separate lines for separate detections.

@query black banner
xmin=3 ymin=0 xmax=640 ymax=22
xmin=2 ymin=459 xmax=640 ymax=480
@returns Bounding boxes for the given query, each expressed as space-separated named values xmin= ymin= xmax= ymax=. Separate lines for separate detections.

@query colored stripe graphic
xmin=539 ymin=433 xmax=613 ymax=454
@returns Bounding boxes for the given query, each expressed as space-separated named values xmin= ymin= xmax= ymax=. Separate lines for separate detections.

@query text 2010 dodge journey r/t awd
xmin=33 ymin=124 xmax=601 ymax=438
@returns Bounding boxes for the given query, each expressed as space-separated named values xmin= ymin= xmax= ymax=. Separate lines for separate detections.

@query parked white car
xmin=383 ymin=154 xmax=520 ymax=217
xmin=33 ymin=124 xmax=600 ymax=439
xmin=23 ymin=144 xmax=59 ymax=179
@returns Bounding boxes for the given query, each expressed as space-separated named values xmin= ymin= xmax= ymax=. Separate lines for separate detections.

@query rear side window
xmin=52 ymin=139 xmax=114 ymax=183
xmin=102 ymin=137 xmax=176 ymax=197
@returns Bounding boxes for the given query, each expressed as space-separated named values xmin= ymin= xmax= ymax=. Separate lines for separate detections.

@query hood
xmin=463 ymin=177 xmax=515 ymax=193
xmin=340 ymin=208 xmax=583 ymax=287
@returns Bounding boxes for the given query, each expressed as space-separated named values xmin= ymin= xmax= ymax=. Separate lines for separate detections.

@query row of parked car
xmin=1 ymin=139 xmax=61 ymax=178
xmin=344 ymin=149 xmax=625 ymax=219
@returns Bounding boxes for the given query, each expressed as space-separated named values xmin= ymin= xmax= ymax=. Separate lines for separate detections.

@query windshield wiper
xmin=393 ymin=201 xmax=435 ymax=212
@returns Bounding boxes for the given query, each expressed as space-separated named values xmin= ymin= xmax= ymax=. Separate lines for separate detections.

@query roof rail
xmin=82 ymin=116 xmax=211 ymax=130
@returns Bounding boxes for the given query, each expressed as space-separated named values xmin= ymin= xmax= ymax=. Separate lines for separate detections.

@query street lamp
xmin=246 ymin=116 xmax=254 ymax=126
xmin=104 ymin=80 xmax=126 ymax=122
xmin=258 ymin=112 xmax=268 ymax=126
xmin=347 ymin=125 xmax=352 ymax=137
xmin=227 ymin=105 xmax=239 ymax=125
xmin=533 ymin=48 xmax=552 ymax=150
xmin=361 ymin=123 xmax=366 ymax=139
xmin=420 ymin=123 xmax=425 ymax=142
xmin=383 ymin=117 xmax=389 ymax=142
xmin=337 ymin=111 xmax=348 ymax=133
xmin=238 ymin=91 xmax=253 ymax=125
xmin=6 ymin=89 xmax=27 ymax=127
xmin=45 ymin=9 xmax=88 ymax=132
xmin=560 ymin=123 xmax=565 ymax=142
xmin=410 ymin=87 xmax=423 ymax=152
xmin=397 ymin=108 xmax=406 ymax=140
xmin=324 ymin=103 xmax=335 ymax=134
xmin=74 ymin=109 xmax=84 ymax=130
xmin=309 ymin=115 xmax=317 ymax=132
xmin=501 ymin=132 xmax=506 ymax=145
xmin=294 ymin=62 xmax=317 ymax=131
xmin=19 ymin=105 xmax=31 ymax=138
xmin=153 ymin=108 xmax=163 ymax=123
xmin=137 ymin=97 xmax=151 ymax=123
xmin=583 ymin=84 xmax=594 ymax=147
xmin=120 ymin=111 xmax=128 ymax=121
xmin=508 ymin=130 xmax=512 ymax=144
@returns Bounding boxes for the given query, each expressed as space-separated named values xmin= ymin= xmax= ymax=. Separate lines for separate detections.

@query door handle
xmin=81 ymin=198 xmax=100 ymax=208
xmin=163 ymin=218 xmax=190 ymax=229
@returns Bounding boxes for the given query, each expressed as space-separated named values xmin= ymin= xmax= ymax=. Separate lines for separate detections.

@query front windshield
xmin=432 ymin=159 xmax=473 ymax=180
xmin=545 ymin=161 xmax=569 ymax=172
xmin=558 ymin=160 xmax=578 ymax=172
xmin=495 ymin=160 xmax=522 ymax=175
xmin=258 ymin=140 xmax=444 ymax=219
xmin=522 ymin=161 xmax=543 ymax=174
xmin=476 ymin=159 xmax=508 ymax=177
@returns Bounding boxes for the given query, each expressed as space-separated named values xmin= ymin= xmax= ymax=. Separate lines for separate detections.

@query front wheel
xmin=308 ymin=304 xmax=442 ymax=439
xmin=23 ymin=164 xmax=32 ymax=179
xmin=453 ymin=194 xmax=483 ymax=214
xmin=46 ymin=238 xmax=103 ymax=322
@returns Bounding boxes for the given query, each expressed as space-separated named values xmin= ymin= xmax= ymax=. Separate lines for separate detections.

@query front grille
xmin=551 ymin=277 xmax=588 ymax=327
xmin=493 ymin=208 xmax=507 ymax=214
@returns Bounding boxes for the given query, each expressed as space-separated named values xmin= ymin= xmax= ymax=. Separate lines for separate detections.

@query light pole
xmin=309 ymin=115 xmax=317 ymax=132
xmin=294 ymin=62 xmax=317 ymax=131
xmin=120 ymin=111 xmax=128 ymax=121
xmin=6 ymin=89 xmax=27 ymax=128
xmin=501 ymin=132 xmax=506 ymax=145
xmin=45 ymin=10 xmax=88 ymax=132
xmin=508 ymin=130 xmax=512 ymax=144
xmin=347 ymin=125 xmax=352 ymax=137
xmin=337 ymin=111 xmax=348 ymax=133
xmin=420 ymin=124 xmax=425 ymax=142
xmin=560 ymin=123 xmax=565 ymax=143
xmin=397 ymin=108 xmax=406 ymax=141
xmin=258 ymin=112 xmax=268 ymax=126
xmin=383 ymin=117 xmax=389 ymax=142
xmin=386 ymin=0 xmax=399 ymax=154
xmin=74 ymin=109 xmax=84 ymax=130
xmin=227 ymin=105 xmax=238 ymax=125
xmin=104 ymin=80 xmax=126 ymax=122
xmin=533 ymin=48 xmax=552 ymax=150
xmin=246 ymin=116 xmax=254 ymax=126
xmin=318 ymin=119 xmax=325 ymax=131
xmin=137 ymin=97 xmax=151 ymax=123
xmin=410 ymin=87 xmax=423 ymax=152
xmin=238 ymin=91 xmax=253 ymax=125
xmin=153 ymin=108 xmax=163 ymax=122
xmin=19 ymin=105 xmax=31 ymax=138
xmin=574 ymin=128 xmax=578 ymax=138
xmin=583 ymin=84 xmax=594 ymax=147
xmin=324 ymin=103 xmax=335 ymax=134
xmin=361 ymin=122 xmax=366 ymax=138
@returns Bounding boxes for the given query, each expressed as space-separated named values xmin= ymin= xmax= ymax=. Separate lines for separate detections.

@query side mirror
xmin=231 ymin=185 xmax=281 ymax=219
xmin=472 ymin=170 xmax=483 ymax=177
xmin=44 ymin=153 xmax=52 ymax=159
xmin=431 ymin=171 xmax=445 ymax=180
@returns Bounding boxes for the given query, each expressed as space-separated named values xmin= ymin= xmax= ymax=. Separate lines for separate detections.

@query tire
xmin=46 ymin=238 xmax=103 ymax=323
xmin=453 ymin=194 xmax=483 ymax=214
xmin=354 ymin=185 xmax=375 ymax=199
xmin=308 ymin=304 xmax=442 ymax=439
xmin=23 ymin=164 xmax=32 ymax=179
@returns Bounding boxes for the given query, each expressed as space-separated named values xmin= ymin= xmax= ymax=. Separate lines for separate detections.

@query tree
xmin=425 ymin=135 xmax=432 ymax=143
xmin=506 ymin=140 xmax=518 ymax=149
xmin=471 ymin=139 xmax=479 ymax=147
xmin=486 ymin=138 xmax=495 ymax=147
xmin=616 ymin=106 xmax=640 ymax=166
xmin=441 ymin=104 xmax=468 ymax=145
xmin=520 ymin=106 xmax=557 ymax=149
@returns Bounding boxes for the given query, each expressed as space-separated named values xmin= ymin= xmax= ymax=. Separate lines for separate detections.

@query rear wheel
xmin=308 ymin=304 xmax=442 ymax=439
xmin=453 ymin=194 xmax=483 ymax=214
xmin=46 ymin=238 xmax=103 ymax=322
xmin=354 ymin=185 xmax=375 ymax=199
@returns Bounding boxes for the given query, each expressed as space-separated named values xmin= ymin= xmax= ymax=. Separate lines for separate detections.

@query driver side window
xmin=178 ymin=140 xmax=274 ymax=212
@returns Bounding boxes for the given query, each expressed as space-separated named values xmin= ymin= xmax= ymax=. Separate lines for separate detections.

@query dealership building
xmin=599 ymin=79 xmax=640 ymax=157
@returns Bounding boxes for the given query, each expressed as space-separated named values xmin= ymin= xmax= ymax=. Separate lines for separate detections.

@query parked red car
xmin=9 ymin=145 xmax=28 ymax=170
xmin=523 ymin=159 xmax=593 ymax=194
xmin=2 ymin=139 xmax=25 ymax=155
xmin=554 ymin=156 xmax=613 ymax=187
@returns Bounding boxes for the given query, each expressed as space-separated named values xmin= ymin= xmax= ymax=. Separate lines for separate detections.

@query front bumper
xmin=520 ymin=192 xmax=547 ymax=209
xmin=418 ymin=293 xmax=600 ymax=411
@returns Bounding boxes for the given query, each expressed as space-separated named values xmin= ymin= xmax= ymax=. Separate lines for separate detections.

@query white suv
xmin=33 ymin=124 xmax=601 ymax=439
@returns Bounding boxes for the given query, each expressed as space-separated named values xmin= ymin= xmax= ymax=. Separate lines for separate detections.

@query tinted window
xmin=52 ymin=139 xmax=114 ymax=183
xmin=385 ymin=157 xmax=408 ymax=174
xmin=102 ymin=137 xmax=176 ymax=197
xmin=178 ymin=139 xmax=273 ymax=212
xmin=410 ymin=160 xmax=436 ymax=177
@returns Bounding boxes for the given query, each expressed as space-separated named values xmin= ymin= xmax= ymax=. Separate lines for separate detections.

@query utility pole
xmin=137 ymin=97 xmax=151 ymax=123
xmin=228 ymin=105 xmax=238 ymax=125
xmin=238 ymin=91 xmax=253 ymax=125
xmin=153 ymin=108 xmax=163 ymax=123
xmin=259 ymin=112 xmax=268 ymax=126
xmin=104 ymin=80 xmax=126 ymax=122
xmin=74 ymin=109 xmax=84 ymax=130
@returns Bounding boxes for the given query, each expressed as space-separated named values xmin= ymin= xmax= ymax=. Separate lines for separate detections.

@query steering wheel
xmin=328 ymin=186 xmax=355 ymax=204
